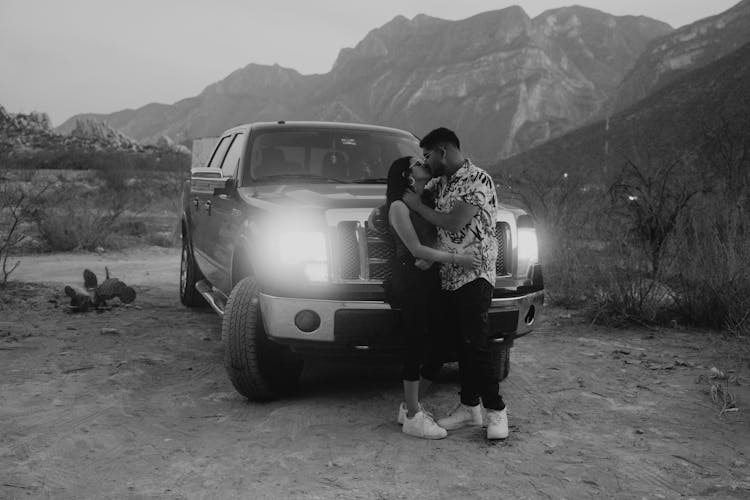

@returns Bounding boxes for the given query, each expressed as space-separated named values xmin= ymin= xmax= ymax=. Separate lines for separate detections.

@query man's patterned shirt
xmin=427 ymin=160 xmax=498 ymax=291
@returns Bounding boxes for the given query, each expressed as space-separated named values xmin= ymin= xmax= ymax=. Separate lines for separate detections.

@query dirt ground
xmin=1 ymin=247 xmax=749 ymax=500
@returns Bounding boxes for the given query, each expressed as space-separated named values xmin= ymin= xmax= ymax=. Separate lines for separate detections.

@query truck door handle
xmin=204 ymin=200 xmax=212 ymax=215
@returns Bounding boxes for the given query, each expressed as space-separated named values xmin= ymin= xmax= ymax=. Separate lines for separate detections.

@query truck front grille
xmin=366 ymin=224 xmax=393 ymax=280
xmin=335 ymin=221 xmax=393 ymax=281
xmin=337 ymin=221 xmax=361 ymax=280
xmin=496 ymin=222 xmax=510 ymax=276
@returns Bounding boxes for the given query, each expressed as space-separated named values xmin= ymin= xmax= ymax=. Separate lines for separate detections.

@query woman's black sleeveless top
xmin=391 ymin=209 xmax=437 ymax=264
xmin=386 ymin=202 xmax=439 ymax=306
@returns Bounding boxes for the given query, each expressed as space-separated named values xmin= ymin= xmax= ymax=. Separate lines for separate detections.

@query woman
xmin=385 ymin=156 xmax=480 ymax=439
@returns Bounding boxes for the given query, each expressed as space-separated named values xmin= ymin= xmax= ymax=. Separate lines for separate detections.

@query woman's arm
xmin=389 ymin=201 xmax=478 ymax=269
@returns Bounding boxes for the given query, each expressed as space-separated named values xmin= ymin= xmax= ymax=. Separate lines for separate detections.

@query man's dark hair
xmin=419 ymin=127 xmax=460 ymax=151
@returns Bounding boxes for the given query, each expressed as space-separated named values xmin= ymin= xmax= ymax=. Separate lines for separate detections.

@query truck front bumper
xmin=259 ymin=290 xmax=544 ymax=347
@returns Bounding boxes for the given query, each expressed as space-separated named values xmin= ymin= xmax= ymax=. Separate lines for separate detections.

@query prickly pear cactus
xmin=64 ymin=268 xmax=136 ymax=311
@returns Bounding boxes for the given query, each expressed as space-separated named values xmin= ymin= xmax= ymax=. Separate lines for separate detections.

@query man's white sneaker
xmin=486 ymin=408 xmax=509 ymax=440
xmin=437 ymin=403 xmax=483 ymax=430
xmin=402 ymin=410 xmax=448 ymax=439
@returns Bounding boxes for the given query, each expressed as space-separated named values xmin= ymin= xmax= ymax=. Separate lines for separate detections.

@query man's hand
xmin=402 ymin=189 xmax=422 ymax=210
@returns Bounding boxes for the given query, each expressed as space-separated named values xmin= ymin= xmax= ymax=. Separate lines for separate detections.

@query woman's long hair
xmin=385 ymin=156 xmax=414 ymax=210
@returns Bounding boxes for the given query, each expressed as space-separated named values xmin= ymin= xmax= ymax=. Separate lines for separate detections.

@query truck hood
xmin=237 ymin=184 xmax=386 ymax=212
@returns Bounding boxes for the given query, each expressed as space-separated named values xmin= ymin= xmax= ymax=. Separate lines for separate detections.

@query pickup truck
xmin=180 ymin=121 xmax=544 ymax=401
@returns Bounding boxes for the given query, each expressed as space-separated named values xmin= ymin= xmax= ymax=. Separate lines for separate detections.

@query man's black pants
xmin=441 ymin=278 xmax=506 ymax=411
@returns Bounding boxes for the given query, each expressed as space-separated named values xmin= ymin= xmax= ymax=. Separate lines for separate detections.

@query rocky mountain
xmin=0 ymin=106 xmax=137 ymax=155
xmin=57 ymin=6 xmax=671 ymax=163
xmin=0 ymin=106 xmax=188 ymax=158
xmin=493 ymin=39 xmax=750 ymax=186
xmin=610 ymin=0 xmax=750 ymax=112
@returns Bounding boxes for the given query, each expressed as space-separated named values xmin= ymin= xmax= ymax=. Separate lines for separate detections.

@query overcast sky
xmin=0 ymin=0 xmax=740 ymax=126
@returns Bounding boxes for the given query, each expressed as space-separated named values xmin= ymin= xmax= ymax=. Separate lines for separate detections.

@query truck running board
xmin=195 ymin=280 xmax=226 ymax=317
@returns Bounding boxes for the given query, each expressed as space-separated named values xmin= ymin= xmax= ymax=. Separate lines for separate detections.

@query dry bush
xmin=697 ymin=367 xmax=740 ymax=416
xmin=588 ymin=243 xmax=676 ymax=326
xmin=670 ymin=198 xmax=750 ymax=333
xmin=33 ymin=190 xmax=118 ymax=251
xmin=498 ymin=109 xmax=749 ymax=333
xmin=2 ymin=148 xmax=188 ymax=254
xmin=0 ymin=171 xmax=59 ymax=284
xmin=497 ymin=160 xmax=601 ymax=307
xmin=537 ymin=226 xmax=595 ymax=307
xmin=25 ymin=166 xmax=187 ymax=252
xmin=668 ymin=109 xmax=750 ymax=333
xmin=30 ymin=172 xmax=147 ymax=251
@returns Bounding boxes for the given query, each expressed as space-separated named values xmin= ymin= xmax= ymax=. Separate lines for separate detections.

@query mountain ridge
xmin=56 ymin=6 xmax=672 ymax=162
xmin=610 ymin=0 xmax=750 ymax=112
xmin=494 ymin=38 xmax=750 ymax=185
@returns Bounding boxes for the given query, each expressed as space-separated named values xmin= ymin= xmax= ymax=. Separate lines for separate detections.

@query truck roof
xmin=221 ymin=121 xmax=418 ymax=138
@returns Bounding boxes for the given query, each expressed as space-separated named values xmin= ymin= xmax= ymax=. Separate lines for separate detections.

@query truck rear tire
xmin=222 ymin=277 xmax=303 ymax=401
xmin=180 ymin=233 xmax=207 ymax=308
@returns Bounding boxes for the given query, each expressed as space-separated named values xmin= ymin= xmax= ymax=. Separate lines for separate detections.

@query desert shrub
xmin=669 ymin=193 xmax=750 ymax=333
xmin=34 ymin=192 xmax=110 ymax=251
xmin=667 ymin=110 xmax=750 ymax=333
xmin=146 ymin=230 xmax=179 ymax=248
xmin=30 ymin=177 xmax=145 ymax=251
xmin=1 ymin=147 xmax=190 ymax=173
xmin=112 ymin=219 xmax=149 ymax=237
xmin=0 ymin=171 xmax=60 ymax=284
xmin=577 ymin=148 xmax=702 ymax=325
xmin=587 ymin=235 xmax=677 ymax=326
xmin=497 ymin=158 xmax=603 ymax=307
xmin=1 ymin=141 xmax=189 ymax=253
xmin=537 ymin=225 xmax=592 ymax=307
xmin=20 ymin=169 xmax=185 ymax=252
xmin=497 ymin=108 xmax=750 ymax=332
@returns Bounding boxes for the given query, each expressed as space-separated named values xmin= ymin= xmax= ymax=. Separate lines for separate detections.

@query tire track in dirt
xmin=2 ymin=404 xmax=118 ymax=459
xmin=614 ymin=458 xmax=688 ymax=497
xmin=506 ymin=327 xmax=579 ymax=427
xmin=513 ymin=326 xmax=691 ymax=497
xmin=1 ymin=332 xmax=223 ymax=495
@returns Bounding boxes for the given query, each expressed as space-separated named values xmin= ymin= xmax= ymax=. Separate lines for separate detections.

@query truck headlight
xmin=278 ymin=231 xmax=329 ymax=282
xmin=517 ymin=228 xmax=539 ymax=264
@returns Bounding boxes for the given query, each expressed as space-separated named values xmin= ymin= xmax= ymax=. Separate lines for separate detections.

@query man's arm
xmin=402 ymin=190 xmax=478 ymax=233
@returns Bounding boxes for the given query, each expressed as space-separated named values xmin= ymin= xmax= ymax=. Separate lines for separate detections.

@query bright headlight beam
xmin=303 ymin=262 xmax=329 ymax=282
xmin=279 ymin=231 xmax=327 ymax=265
xmin=517 ymin=228 xmax=539 ymax=264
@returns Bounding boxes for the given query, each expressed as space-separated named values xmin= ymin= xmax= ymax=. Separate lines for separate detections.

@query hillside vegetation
xmin=493 ymin=41 xmax=750 ymax=334
xmin=0 ymin=107 xmax=190 ymax=284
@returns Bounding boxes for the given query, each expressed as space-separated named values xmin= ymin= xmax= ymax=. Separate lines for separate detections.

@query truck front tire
xmin=222 ymin=278 xmax=303 ymax=401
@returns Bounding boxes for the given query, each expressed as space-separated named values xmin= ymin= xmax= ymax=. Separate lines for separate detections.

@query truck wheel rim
xmin=180 ymin=242 xmax=188 ymax=294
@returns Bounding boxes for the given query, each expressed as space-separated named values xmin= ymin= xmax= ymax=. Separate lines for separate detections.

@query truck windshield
xmin=242 ymin=129 xmax=421 ymax=185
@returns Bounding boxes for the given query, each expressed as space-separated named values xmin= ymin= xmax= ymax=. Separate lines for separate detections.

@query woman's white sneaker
xmin=402 ymin=410 xmax=448 ymax=439
xmin=397 ymin=402 xmax=407 ymax=424
xmin=486 ymin=408 xmax=509 ymax=440
xmin=397 ymin=402 xmax=428 ymax=424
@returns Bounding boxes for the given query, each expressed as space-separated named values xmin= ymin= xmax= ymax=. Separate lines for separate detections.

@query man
xmin=402 ymin=127 xmax=507 ymax=440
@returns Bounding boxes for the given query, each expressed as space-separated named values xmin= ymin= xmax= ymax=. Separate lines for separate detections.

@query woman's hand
xmin=414 ymin=258 xmax=433 ymax=270
xmin=455 ymin=251 xmax=482 ymax=270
